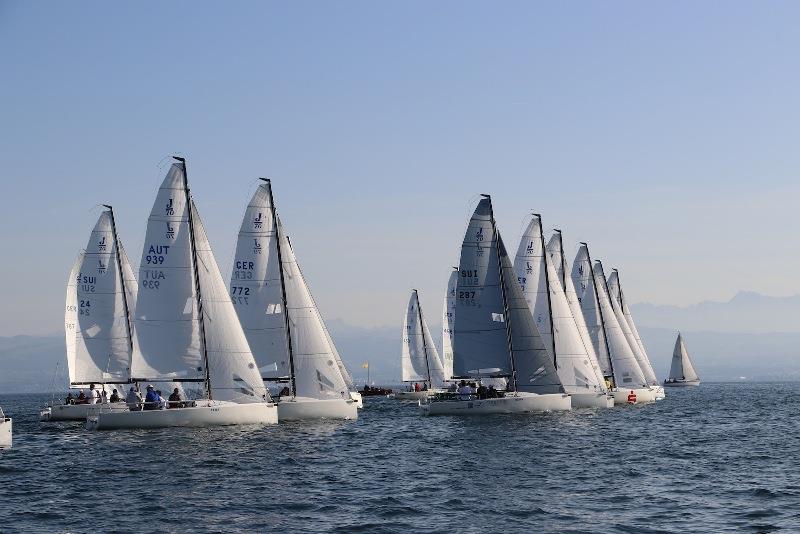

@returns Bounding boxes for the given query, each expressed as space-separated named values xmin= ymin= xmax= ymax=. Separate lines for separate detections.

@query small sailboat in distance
xmin=396 ymin=289 xmax=446 ymax=400
xmin=0 ymin=407 xmax=11 ymax=448
xmin=87 ymin=158 xmax=278 ymax=429
xmin=664 ymin=333 xmax=701 ymax=387
xmin=420 ymin=195 xmax=570 ymax=416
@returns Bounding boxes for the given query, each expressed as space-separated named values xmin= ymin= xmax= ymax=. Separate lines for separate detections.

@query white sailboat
xmin=396 ymin=290 xmax=447 ymax=400
xmin=229 ymin=179 xmax=356 ymax=421
xmin=87 ymin=158 xmax=277 ymax=429
xmin=421 ymin=196 xmax=571 ymax=415
xmin=0 ymin=407 xmax=11 ymax=448
xmin=607 ymin=269 xmax=665 ymax=400
xmin=42 ymin=207 xmax=138 ymax=421
xmin=514 ymin=215 xmax=612 ymax=408
xmin=572 ymin=244 xmax=656 ymax=405
xmin=665 ymin=333 xmax=701 ymax=387
xmin=441 ymin=268 xmax=457 ymax=383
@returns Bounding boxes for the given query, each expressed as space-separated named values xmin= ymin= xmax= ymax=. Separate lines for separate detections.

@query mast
xmin=262 ymin=178 xmax=297 ymax=397
xmin=414 ymin=289 xmax=433 ymax=388
xmin=102 ymin=204 xmax=134 ymax=378
xmin=534 ymin=214 xmax=557 ymax=367
xmin=485 ymin=195 xmax=517 ymax=391
xmin=176 ymin=156 xmax=212 ymax=400
xmin=583 ymin=243 xmax=615 ymax=384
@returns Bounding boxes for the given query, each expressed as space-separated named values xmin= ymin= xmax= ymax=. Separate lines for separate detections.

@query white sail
xmin=453 ymin=198 xmax=562 ymax=394
xmin=570 ymin=245 xmax=613 ymax=377
xmin=441 ymin=269 xmax=457 ymax=381
xmin=669 ymin=333 xmax=699 ymax=381
xmin=591 ymin=260 xmax=648 ymax=388
xmin=514 ymin=218 xmax=606 ymax=394
xmin=131 ymin=163 xmax=267 ymax=403
xmin=64 ymin=253 xmax=82 ymax=386
xmin=401 ymin=291 xmax=445 ymax=386
xmin=606 ymin=271 xmax=658 ymax=385
xmin=72 ymin=211 xmax=137 ymax=384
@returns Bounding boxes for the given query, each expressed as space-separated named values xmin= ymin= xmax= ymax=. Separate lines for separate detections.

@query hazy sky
xmin=1 ymin=1 xmax=799 ymax=336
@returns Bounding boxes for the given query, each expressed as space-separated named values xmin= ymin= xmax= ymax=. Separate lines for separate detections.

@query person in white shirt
xmin=88 ymin=384 xmax=101 ymax=405
xmin=456 ymin=380 xmax=473 ymax=401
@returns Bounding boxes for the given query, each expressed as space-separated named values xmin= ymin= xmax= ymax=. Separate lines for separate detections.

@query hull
xmin=41 ymin=402 xmax=127 ymax=422
xmin=0 ymin=417 xmax=11 ymax=448
xmin=570 ymin=392 xmax=615 ymax=409
xmin=86 ymin=401 xmax=278 ymax=430
xmin=663 ymin=380 xmax=701 ymax=387
xmin=653 ymin=385 xmax=667 ymax=399
xmin=420 ymin=392 xmax=571 ymax=416
xmin=349 ymin=391 xmax=363 ymax=409
xmin=394 ymin=390 xmax=435 ymax=401
xmin=276 ymin=397 xmax=358 ymax=421
xmin=611 ymin=387 xmax=657 ymax=405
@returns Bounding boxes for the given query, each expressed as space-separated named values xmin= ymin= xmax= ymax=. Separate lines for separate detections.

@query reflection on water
xmin=1 ymin=383 xmax=798 ymax=533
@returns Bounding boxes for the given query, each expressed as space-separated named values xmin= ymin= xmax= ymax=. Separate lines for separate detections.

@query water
xmin=1 ymin=383 xmax=798 ymax=533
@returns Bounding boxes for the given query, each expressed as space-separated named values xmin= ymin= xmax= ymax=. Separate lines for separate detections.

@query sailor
xmin=279 ymin=386 xmax=291 ymax=397
xmin=156 ymin=390 xmax=167 ymax=410
xmin=144 ymin=385 xmax=160 ymax=410
xmin=414 ymin=383 xmax=421 ymax=392
xmin=110 ymin=389 xmax=122 ymax=403
xmin=87 ymin=384 xmax=101 ymax=405
xmin=65 ymin=392 xmax=74 ymax=405
xmin=76 ymin=390 xmax=87 ymax=404
xmin=457 ymin=380 xmax=472 ymax=401
xmin=125 ymin=387 xmax=142 ymax=411
xmin=168 ymin=388 xmax=182 ymax=409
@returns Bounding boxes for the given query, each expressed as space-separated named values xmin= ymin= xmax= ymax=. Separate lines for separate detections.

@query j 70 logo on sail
xmin=253 ymin=239 xmax=261 ymax=254
xmin=165 ymin=198 xmax=174 ymax=215
xmin=253 ymin=212 xmax=263 ymax=229
xmin=166 ymin=223 xmax=175 ymax=239
xmin=97 ymin=260 xmax=107 ymax=275
xmin=98 ymin=236 xmax=107 ymax=252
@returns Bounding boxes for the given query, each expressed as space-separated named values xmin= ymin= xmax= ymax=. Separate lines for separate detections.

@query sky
xmin=1 ymin=1 xmax=799 ymax=337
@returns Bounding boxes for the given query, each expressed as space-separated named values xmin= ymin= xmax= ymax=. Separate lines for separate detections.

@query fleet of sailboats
xmin=35 ymin=162 xmax=695 ymax=431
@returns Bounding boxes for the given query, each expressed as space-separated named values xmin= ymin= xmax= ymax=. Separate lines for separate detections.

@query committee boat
xmin=42 ymin=207 xmax=137 ymax=421
xmin=514 ymin=215 xmax=613 ymax=409
xmin=607 ymin=269 xmax=665 ymax=400
xmin=0 ymin=408 xmax=11 ymax=448
xmin=395 ymin=289 xmax=447 ymax=400
xmin=572 ymin=245 xmax=656 ymax=405
xmin=421 ymin=196 xmax=571 ymax=416
xmin=87 ymin=159 xmax=277 ymax=430
xmin=229 ymin=179 xmax=356 ymax=421
xmin=664 ymin=333 xmax=701 ymax=387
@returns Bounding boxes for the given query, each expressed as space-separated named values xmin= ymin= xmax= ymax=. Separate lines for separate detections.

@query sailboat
xmin=607 ymin=269 xmax=666 ymax=400
xmin=229 ymin=179 xmax=357 ymax=421
xmin=572 ymin=244 xmax=656 ymax=405
xmin=42 ymin=207 xmax=138 ymax=421
xmin=514 ymin=215 xmax=613 ymax=408
xmin=664 ymin=333 xmax=701 ymax=387
xmin=87 ymin=158 xmax=278 ymax=429
xmin=0 ymin=408 xmax=11 ymax=448
xmin=420 ymin=196 xmax=571 ymax=415
xmin=396 ymin=290 xmax=447 ymax=400
xmin=441 ymin=267 xmax=457 ymax=382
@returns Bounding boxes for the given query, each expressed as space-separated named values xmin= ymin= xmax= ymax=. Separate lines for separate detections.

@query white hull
xmin=394 ymin=390 xmax=436 ymax=401
xmin=0 ymin=417 xmax=11 ymax=448
xmin=611 ymin=387 xmax=657 ymax=405
xmin=349 ymin=391 xmax=363 ymax=409
xmin=569 ymin=392 xmax=615 ymax=409
xmin=663 ymin=380 xmax=701 ymax=387
xmin=40 ymin=402 xmax=128 ymax=422
xmin=420 ymin=392 xmax=571 ymax=416
xmin=276 ymin=397 xmax=358 ymax=421
xmin=653 ymin=385 xmax=667 ymax=399
xmin=86 ymin=401 xmax=278 ymax=430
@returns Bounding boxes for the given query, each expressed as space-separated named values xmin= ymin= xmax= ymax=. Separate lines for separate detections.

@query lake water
xmin=1 ymin=383 xmax=798 ymax=533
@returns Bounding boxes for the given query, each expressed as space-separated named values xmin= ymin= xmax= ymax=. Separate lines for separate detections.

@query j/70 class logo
xmin=98 ymin=236 xmax=107 ymax=251
xmin=253 ymin=212 xmax=263 ymax=229
xmin=165 ymin=198 xmax=174 ymax=215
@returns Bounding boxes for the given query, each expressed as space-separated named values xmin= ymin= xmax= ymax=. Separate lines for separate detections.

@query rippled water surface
xmin=1 ymin=384 xmax=799 ymax=533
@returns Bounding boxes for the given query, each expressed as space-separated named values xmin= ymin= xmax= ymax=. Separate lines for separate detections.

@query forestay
xmin=401 ymin=291 xmax=445 ymax=386
xmin=453 ymin=198 xmax=562 ymax=394
xmin=606 ymin=271 xmax=658 ymax=385
xmin=670 ymin=333 xmax=699 ymax=381
xmin=441 ymin=269 xmax=457 ymax=381
xmin=71 ymin=211 xmax=138 ymax=384
xmin=514 ymin=217 xmax=606 ymax=393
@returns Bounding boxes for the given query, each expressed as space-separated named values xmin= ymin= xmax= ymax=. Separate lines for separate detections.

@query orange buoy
xmin=627 ymin=390 xmax=637 ymax=404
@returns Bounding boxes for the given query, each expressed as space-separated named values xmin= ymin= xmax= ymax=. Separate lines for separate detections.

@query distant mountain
xmin=630 ymin=291 xmax=800 ymax=334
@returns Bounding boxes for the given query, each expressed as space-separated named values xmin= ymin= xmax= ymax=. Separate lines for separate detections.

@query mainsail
xmin=606 ymin=270 xmax=658 ymax=385
xmin=401 ymin=290 xmax=445 ymax=387
xmin=453 ymin=197 xmax=562 ymax=394
xmin=669 ymin=333 xmax=700 ymax=382
xmin=570 ymin=244 xmax=613 ymax=377
xmin=514 ymin=216 xmax=606 ymax=393
xmin=230 ymin=180 xmax=351 ymax=400
xmin=130 ymin=162 xmax=267 ymax=403
xmin=69 ymin=210 xmax=138 ymax=385
xmin=441 ymin=268 xmax=457 ymax=381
